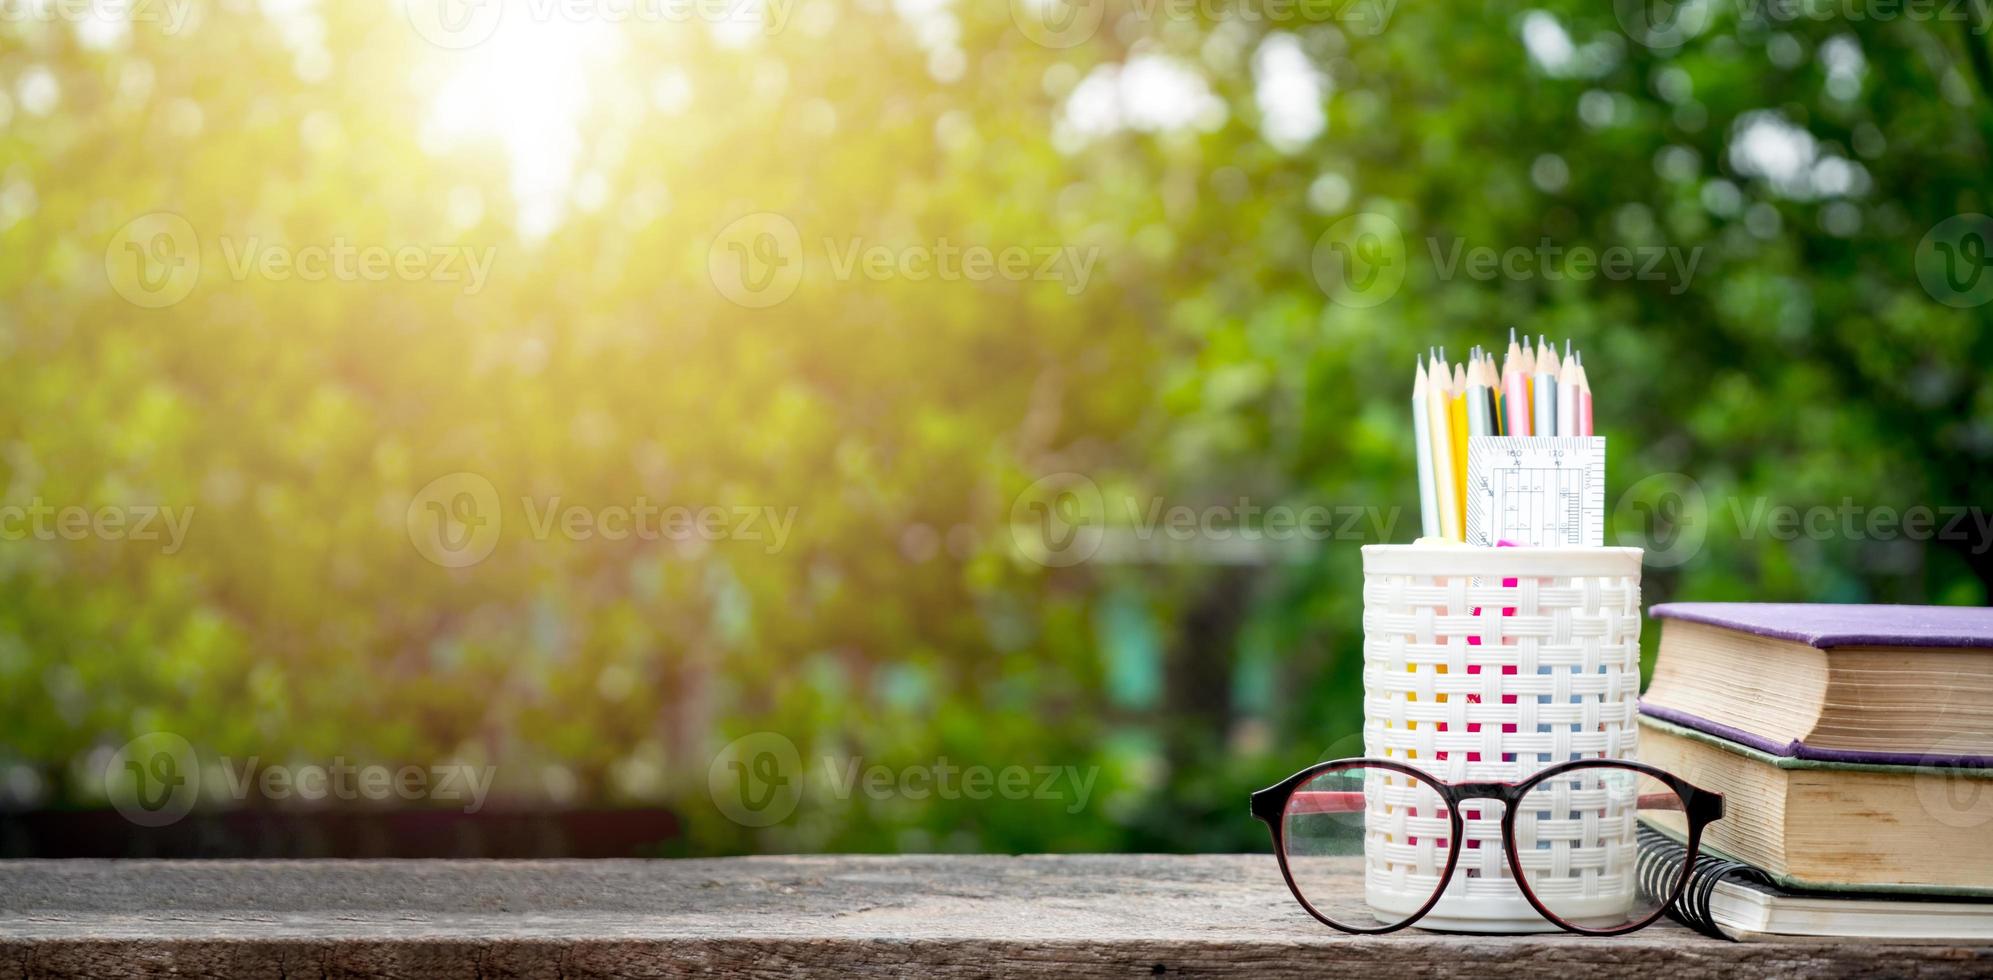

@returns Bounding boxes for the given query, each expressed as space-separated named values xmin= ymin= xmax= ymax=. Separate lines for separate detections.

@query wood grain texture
xmin=1 ymin=855 xmax=1985 ymax=978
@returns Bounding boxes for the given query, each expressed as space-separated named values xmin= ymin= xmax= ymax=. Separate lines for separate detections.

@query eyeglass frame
xmin=1249 ymin=757 xmax=1725 ymax=936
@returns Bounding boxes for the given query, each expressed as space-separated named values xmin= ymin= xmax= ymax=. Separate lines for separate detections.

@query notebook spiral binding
xmin=1635 ymin=824 xmax=1774 ymax=941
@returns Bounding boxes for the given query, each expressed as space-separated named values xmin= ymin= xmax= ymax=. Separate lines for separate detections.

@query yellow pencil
xmin=1517 ymin=337 xmax=1535 ymax=434
xmin=1449 ymin=362 xmax=1468 ymax=532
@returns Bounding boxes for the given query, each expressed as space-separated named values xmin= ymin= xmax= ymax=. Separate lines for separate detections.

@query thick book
xmin=1637 ymin=825 xmax=1993 ymax=942
xmin=1643 ymin=602 xmax=1993 ymax=766
xmin=1636 ymin=714 xmax=1993 ymax=894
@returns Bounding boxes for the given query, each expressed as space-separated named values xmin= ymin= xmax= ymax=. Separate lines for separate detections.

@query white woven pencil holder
xmin=1359 ymin=545 xmax=1643 ymax=932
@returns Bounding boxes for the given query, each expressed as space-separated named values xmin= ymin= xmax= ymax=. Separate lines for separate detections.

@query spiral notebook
xmin=1637 ymin=826 xmax=1993 ymax=942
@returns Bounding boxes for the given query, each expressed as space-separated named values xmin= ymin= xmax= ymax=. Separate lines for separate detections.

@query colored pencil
xmin=1465 ymin=353 xmax=1492 ymax=443
xmin=1519 ymin=336 xmax=1536 ymax=432
xmin=1575 ymin=350 xmax=1594 ymax=437
xmin=1411 ymin=357 xmax=1440 ymax=538
xmin=1532 ymin=335 xmax=1559 ymax=437
xmin=1449 ymin=361 xmax=1468 ymax=533
xmin=1480 ymin=352 xmax=1501 ymax=435
xmin=1502 ymin=340 xmax=1530 ymax=436
xmin=1556 ymin=341 xmax=1580 ymax=437
xmin=1426 ymin=351 xmax=1460 ymax=541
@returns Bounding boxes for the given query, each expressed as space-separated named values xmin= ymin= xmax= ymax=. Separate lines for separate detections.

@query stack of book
xmin=1637 ymin=602 xmax=1993 ymax=942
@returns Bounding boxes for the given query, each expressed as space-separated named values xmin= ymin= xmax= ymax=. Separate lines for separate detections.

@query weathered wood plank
xmin=0 ymin=855 xmax=1984 ymax=978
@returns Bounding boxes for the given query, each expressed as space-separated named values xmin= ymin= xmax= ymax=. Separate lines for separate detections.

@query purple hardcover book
xmin=1644 ymin=602 xmax=1993 ymax=768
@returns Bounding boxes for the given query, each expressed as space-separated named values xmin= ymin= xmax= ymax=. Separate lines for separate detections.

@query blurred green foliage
xmin=0 ymin=0 xmax=1988 ymax=854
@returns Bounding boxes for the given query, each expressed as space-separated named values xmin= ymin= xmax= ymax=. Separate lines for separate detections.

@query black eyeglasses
xmin=1250 ymin=758 xmax=1723 ymax=935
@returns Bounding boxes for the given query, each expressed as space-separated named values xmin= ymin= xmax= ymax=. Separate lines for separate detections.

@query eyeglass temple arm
xmin=1285 ymin=790 xmax=1686 ymax=813
xmin=1283 ymin=791 xmax=1367 ymax=814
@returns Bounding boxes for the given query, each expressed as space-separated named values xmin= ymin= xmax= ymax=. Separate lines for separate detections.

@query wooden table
xmin=2 ymin=855 xmax=1985 ymax=978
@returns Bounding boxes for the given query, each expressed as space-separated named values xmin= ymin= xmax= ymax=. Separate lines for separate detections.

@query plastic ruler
xmin=1464 ymin=436 xmax=1606 ymax=547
